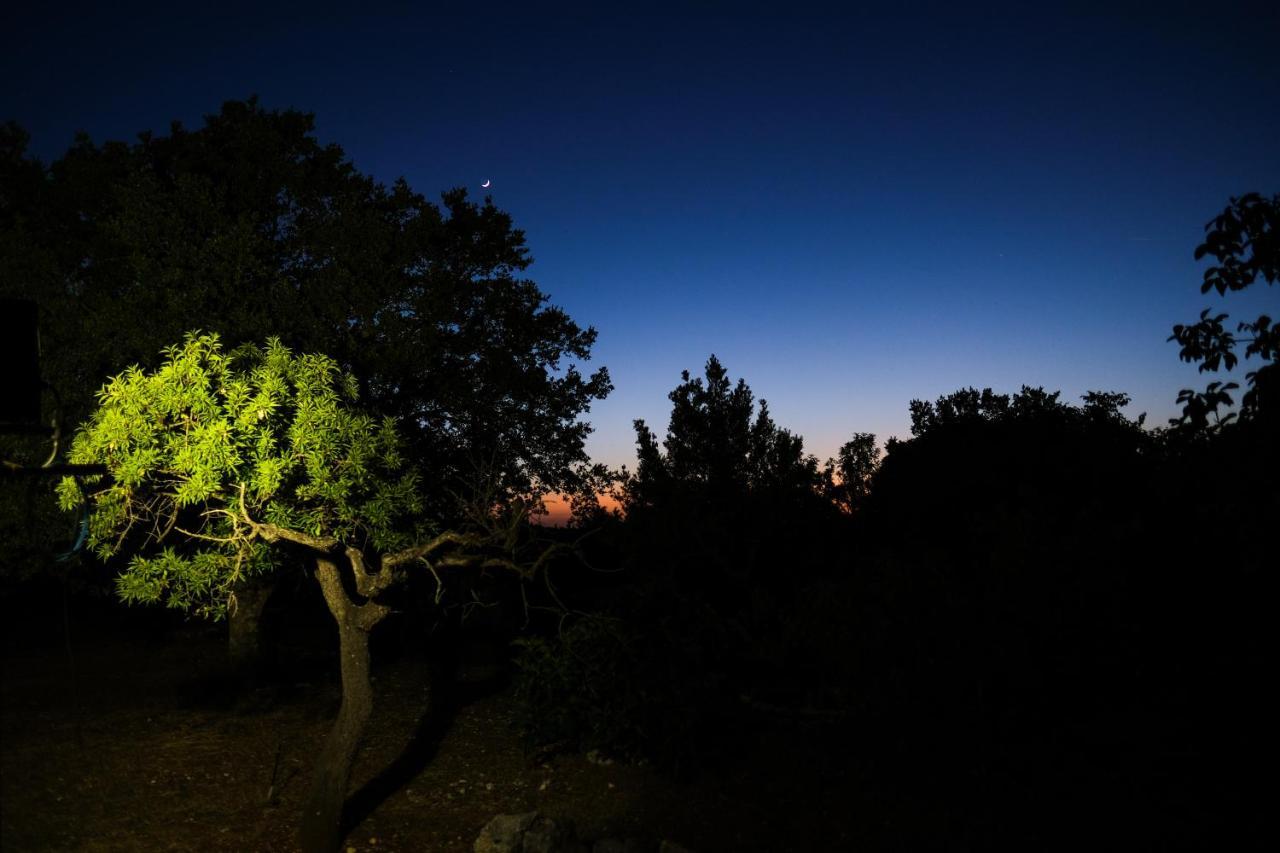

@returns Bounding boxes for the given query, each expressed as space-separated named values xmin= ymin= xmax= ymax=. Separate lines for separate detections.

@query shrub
xmin=510 ymin=590 xmax=731 ymax=768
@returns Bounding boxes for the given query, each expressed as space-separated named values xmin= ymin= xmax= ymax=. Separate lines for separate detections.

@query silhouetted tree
xmin=873 ymin=384 xmax=1150 ymax=559
xmin=822 ymin=432 xmax=880 ymax=514
xmin=1169 ymin=192 xmax=1278 ymax=428
xmin=510 ymin=357 xmax=842 ymax=766
xmin=628 ymin=357 xmax=838 ymax=727
xmin=627 ymin=355 xmax=830 ymax=595
xmin=841 ymin=384 xmax=1192 ymax=832
xmin=628 ymin=354 xmax=830 ymax=507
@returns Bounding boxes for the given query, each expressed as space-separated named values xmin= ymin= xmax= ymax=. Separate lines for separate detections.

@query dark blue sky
xmin=5 ymin=2 xmax=1278 ymax=471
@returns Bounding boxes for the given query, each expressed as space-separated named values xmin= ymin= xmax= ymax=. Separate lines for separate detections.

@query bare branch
xmin=384 ymin=531 xmax=481 ymax=569
xmin=422 ymin=559 xmax=445 ymax=605
xmin=174 ymin=526 xmax=244 ymax=544
xmin=252 ymin=521 xmax=343 ymax=553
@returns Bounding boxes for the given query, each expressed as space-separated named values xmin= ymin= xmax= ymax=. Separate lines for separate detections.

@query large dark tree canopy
xmin=364 ymin=208 xmax=610 ymax=511
xmin=2 ymin=98 xmax=609 ymax=521
xmin=869 ymin=385 xmax=1153 ymax=563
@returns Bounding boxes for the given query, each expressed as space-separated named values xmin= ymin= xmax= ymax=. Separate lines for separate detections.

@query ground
xmin=1 ymin=608 xmax=867 ymax=852
xmin=3 ymin=592 xmax=1243 ymax=851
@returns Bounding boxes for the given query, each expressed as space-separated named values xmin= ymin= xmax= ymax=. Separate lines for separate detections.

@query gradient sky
xmin=5 ymin=1 xmax=1279 ymax=476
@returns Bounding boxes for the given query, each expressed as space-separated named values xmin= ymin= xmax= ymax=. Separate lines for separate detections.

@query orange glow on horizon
xmin=534 ymin=491 xmax=623 ymax=526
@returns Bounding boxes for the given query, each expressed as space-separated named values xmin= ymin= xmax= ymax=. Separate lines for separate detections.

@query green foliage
xmin=58 ymin=333 xmax=425 ymax=619
xmin=511 ymin=618 xmax=647 ymax=758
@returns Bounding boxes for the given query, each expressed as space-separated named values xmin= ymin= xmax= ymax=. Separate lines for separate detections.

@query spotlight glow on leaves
xmin=57 ymin=332 xmax=426 ymax=619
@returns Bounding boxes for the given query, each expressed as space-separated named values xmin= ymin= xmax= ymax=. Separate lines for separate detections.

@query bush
xmin=510 ymin=590 xmax=732 ymax=768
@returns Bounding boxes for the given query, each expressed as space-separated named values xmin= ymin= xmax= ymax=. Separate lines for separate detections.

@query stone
xmin=474 ymin=812 xmax=591 ymax=853
xmin=474 ymin=812 xmax=538 ymax=853
xmin=523 ymin=815 xmax=579 ymax=853
xmin=658 ymin=842 xmax=696 ymax=853
xmin=592 ymin=838 xmax=650 ymax=853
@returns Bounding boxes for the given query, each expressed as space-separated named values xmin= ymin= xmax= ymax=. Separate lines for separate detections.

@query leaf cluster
xmin=1169 ymin=192 xmax=1279 ymax=427
xmin=511 ymin=597 xmax=731 ymax=768
xmin=56 ymin=333 xmax=423 ymax=618
xmin=906 ymin=385 xmax=1143 ymax=440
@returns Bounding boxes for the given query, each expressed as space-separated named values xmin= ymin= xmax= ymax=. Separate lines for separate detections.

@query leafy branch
xmin=1169 ymin=193 xmax=1278 ymax=428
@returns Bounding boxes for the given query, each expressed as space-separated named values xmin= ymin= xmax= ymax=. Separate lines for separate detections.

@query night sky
xmin=5 ymin=1 xmax=1278 ymax=475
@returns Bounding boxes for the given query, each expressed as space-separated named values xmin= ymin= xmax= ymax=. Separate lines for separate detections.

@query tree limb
xmin=346 ymin=545 xmax=397 ymax=598
xmin=383 ymin=530 xmax=481 ymax=569
xmin=236 ymin=483 xmax=343 ymax=553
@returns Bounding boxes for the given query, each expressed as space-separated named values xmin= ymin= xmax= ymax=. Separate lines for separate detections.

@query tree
xmin=508 ymin=357 xmax=839 ymax=765
xmin=852 ymin=386 xmax=1157 ymax=777
xmin=869 ymin=383 xmax=1152 ymax=579
xmin=57 ymin=334 xmax=535 ymax=852
xmin=823 ymin=432 xmax=880 ymax=515
xmin=5 ymin=97 xmax=608 ymax=509
xmin=0 ymin=125 xmax=79 ymax=584
xmin=1169 ymin=192 xmax=1278 ymax=429
xmin=625 ymin=355 xmax=835 ymax=643
xmin=627 ymin=355 xmax=832 ymax=601
xmin=3 ymin=99 xmax=609 ymax=668
xmin=629 ymin=355 xmax=824 ymax=510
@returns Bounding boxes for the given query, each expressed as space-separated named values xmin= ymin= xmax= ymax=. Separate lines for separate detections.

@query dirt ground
xmin=1 ymin=615 xmax=871 ymax=853
xmin=4 ymin=596 xmax=1244 ymax=852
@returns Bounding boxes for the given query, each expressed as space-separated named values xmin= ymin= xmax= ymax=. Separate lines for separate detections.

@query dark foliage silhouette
xmin=832 ymin=377 xmax=1270 ymax=844
xmin=823 ymin=431 xmax=880 ymax=515
xmin=512 ymin=356 xmax=843 ymax=766
xmin=1169 ymin=191 xmax=1278 ymax=428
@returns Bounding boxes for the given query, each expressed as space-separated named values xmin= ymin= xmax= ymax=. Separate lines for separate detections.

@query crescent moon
xmin=481 ymin=179 xmax=491 ymax=188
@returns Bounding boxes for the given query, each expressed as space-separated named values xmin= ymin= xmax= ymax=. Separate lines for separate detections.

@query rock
xmin=524 ymin=815 xmax=581 ymax=853
xmin=592 ymin=838 xmax=650 ymax=853
xmin=658 ymin=842 xmax=696 ymax=853
xmin=585 ymin=749 xmax=615 ymax=766
xmin=474 ymin=812 xmax=588 ymax=853
xmin=474 ymin=812 xmax=538 ymax=853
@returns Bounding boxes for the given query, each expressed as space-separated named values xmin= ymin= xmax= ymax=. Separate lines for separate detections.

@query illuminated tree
xmin=3 ymin=100 xmax=609 ymax=668
xmin=58 ymin=333 xmax=530 ymax=852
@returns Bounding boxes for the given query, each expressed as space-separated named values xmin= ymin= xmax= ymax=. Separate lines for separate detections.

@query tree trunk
xmin=299 ymin=558 xmax=387 ymax=853
xmin=228 ymin=577 xmax=275 ymax=680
